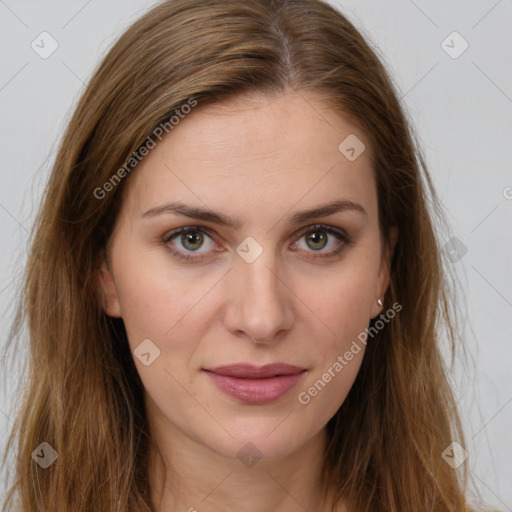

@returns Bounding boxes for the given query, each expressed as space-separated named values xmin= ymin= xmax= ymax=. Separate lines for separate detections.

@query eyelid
xmin=163 ymin=225 xmax=215 ymax=240
xmin=161 ymin=225 xmax=218 ymax=260
xmin=291 ymin=224 xmax=351 ymax=258
xmin=296 ymin=223 xmax=350 ymax=242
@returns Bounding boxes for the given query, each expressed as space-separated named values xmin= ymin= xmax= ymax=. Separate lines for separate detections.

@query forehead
xmin=120 ymin=89 xmax=377 ymax=223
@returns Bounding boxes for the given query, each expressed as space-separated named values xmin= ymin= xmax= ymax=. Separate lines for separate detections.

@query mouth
xmin=202 ymin=363 xmax=307 ymax=404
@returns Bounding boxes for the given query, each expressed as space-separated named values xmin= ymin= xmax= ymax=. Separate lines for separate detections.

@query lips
xmin=203 ymin=363 xmax=306 ymax=404
xmin=206 ymin=363 xmax=305 ymax=378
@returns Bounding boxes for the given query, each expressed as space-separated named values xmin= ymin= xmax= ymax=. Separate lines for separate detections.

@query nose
xmin=223 ymin=243 xmax=295 ymax=345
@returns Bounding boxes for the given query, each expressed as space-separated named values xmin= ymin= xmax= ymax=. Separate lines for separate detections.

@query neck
xmin=147 ymin=426 xmax=345 ymax=512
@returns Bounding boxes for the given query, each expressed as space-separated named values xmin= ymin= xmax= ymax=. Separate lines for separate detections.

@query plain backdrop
xmin=0 ymin=0 xmax=511 ymax=509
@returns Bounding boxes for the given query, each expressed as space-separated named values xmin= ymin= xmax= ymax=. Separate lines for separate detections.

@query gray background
xmin=0 ymin=0 xmax=511 ymax=509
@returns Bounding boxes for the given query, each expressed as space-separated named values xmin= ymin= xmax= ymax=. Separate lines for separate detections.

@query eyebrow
xmin=141 ymin=199 xmax=367 ymax=227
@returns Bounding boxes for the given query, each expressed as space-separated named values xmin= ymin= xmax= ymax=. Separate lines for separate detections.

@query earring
xmin=377 ymin=298 xmax=383 ymax=306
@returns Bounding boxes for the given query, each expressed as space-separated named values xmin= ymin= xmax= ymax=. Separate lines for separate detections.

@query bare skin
xmin=97 ymin=88 xmax=397 ymax=512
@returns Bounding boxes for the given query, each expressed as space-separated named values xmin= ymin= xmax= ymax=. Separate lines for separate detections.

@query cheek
xmin=294 ymin=257 xmax=377 ymax=407
xmin=303 ymin=263 xmax=378 ymax=342
xmin=295 ymin=276 xmax=369 ymax=419
xmin=111 ymin=250 xmax=207 ymax=353
xmin=112 ymin=255 xmax=213 ymax=406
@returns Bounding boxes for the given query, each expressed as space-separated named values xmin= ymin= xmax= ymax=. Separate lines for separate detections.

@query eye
xmin=162 ymin=224 xmax=351 ymax=262
xmin=162 ymin=226 xmax=217 ymax=261
xmin=291 ymin=224 xmax=351 ymax=259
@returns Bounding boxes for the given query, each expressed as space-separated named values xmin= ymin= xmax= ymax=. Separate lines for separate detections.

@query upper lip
xmin=204 ymin=363 xmax=306 ymax=378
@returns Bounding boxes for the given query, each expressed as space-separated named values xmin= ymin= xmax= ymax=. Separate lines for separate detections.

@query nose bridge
xmin=225 ymin=236 xmax=294 ymax=342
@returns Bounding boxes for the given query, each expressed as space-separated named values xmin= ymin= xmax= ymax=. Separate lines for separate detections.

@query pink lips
xmin=203 ymin=363 xmax=306 ymax=404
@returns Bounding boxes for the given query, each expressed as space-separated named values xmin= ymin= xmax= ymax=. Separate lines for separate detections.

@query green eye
xmin=180 ymin=230 xmax=205 ymax=251
xmin=163 ymin=226 xmax=216 ymax=261
xmin=304 ymin=231 xmax=328 ymax=251
xmin=293 ymin=224 xmax=351 ymax=259
xmin=162 ymin=224 xmax=351 ymax=263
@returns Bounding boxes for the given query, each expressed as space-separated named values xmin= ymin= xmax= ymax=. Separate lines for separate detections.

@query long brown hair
xmin=1 ymin=0 xmax=476 ymax=510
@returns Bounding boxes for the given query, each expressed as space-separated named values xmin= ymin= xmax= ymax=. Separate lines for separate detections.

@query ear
xmin=95 ymin=250 xmax=122 ymax=318
xmin=370 ymin=226 xmax=398 ymax=319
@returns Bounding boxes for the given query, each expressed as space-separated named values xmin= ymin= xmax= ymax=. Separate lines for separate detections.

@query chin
xmin=195 ymin=419 xmax=319 ymax=463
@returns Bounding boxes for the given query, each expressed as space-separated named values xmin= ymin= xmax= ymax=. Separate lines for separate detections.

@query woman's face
xmin=98 ymin=89 xmax=393 ymax=462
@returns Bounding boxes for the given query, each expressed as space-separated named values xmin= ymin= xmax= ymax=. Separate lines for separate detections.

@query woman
xmin=1 ymin=0 xmax=487 ymax=510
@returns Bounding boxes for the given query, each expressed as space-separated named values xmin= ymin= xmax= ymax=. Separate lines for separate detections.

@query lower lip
xmin=203 ymin=370 xmax=306 ymax=404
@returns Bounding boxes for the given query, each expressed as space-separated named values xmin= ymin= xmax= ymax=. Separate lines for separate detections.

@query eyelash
xmin=161 ymin=224 xmax=352 ymax=262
